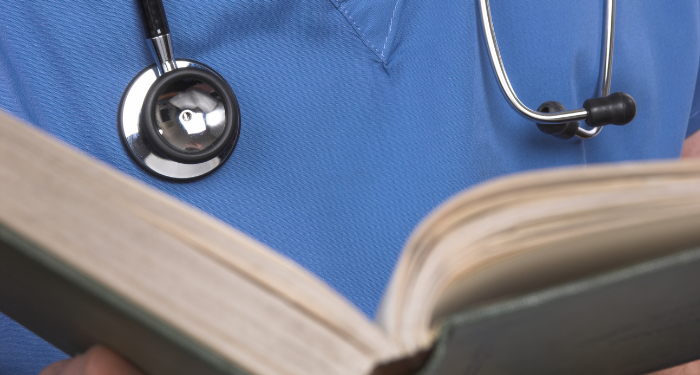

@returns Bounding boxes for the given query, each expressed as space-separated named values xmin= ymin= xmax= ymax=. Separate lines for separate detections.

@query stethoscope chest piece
xmin=119 ymin=0 xmax=240 ymax=180
xmin=119 ymin=60 xmax=240 ymax=179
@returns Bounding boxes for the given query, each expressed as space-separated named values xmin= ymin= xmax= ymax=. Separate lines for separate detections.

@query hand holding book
xmin=4 ymin=111 xmax=700 ymax=375
xmin=39 ymin=345 xmax=700 ymax=375
xmin=38 ymin=346 xmax=143 ymax=375
xmin=34 ymin=126 xmax=700 ymax=375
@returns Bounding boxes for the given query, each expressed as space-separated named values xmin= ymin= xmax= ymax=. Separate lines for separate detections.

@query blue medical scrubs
xmin=2 ymin=0 xmax=700 ymax=373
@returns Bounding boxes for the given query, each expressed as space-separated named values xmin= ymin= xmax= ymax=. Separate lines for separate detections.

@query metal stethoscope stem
xmin=148 ymin=34 xmax=176 ymax=76
xmin=139 ymin=0 xmax=176 ymax=75
xmin=479 ymin=0 xmax=621 ymax=139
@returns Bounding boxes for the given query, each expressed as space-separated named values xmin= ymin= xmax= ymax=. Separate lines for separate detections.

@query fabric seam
xmin=331 ymin=0 xmax=386 ymax=63
xmin=381 ymin=0 xmax=401 ymax=60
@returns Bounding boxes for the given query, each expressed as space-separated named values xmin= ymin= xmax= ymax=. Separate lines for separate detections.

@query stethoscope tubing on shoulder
xmin=479 ymin=0 xmax=636 ymax=140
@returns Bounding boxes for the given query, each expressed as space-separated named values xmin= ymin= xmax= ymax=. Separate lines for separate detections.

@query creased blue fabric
xmin=1 ymin=0 xmax=699 ymax=373
xmin=330 ymin=0 xmax=403 ymax=62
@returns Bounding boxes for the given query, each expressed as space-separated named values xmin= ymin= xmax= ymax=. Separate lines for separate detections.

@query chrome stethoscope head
xmin=479 ymin=0 xmax=636 ymax=140
xmin=119 ymin=0 xmax=240 ymax=179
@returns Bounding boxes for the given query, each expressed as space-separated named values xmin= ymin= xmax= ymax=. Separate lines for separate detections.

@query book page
xmin=378 ymin=159 xmax=700 ymax=353
xmin=0 ymin=112 xmax=402 ymax=375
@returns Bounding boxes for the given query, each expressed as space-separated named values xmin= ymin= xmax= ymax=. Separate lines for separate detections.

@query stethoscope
xmin=119 ymin=0 xmax=240 ymax=180
xmin=119 ymin=0 xmax=636 ymax=180
xmin=479 ymin=0 xmax=636 ymax=139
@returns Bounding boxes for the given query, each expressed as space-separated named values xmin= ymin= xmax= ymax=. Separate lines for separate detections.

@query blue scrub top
xmin=2 ymin=0 xmax=700 ymax=373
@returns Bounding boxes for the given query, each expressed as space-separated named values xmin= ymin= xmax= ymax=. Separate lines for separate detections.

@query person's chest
xmin=1 ymin=0 xmax=698 ymax=318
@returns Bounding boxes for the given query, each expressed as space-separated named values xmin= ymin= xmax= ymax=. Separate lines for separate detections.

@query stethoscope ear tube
xmin=479 ymin=0 xmax=636 ymax=139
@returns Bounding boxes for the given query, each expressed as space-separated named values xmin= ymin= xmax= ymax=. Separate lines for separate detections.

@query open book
xmin=2 ymin=110 xmax=700 ymax=375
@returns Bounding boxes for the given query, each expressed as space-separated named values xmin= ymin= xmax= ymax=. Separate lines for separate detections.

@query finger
xmin=39 ymin=354 xmax=86 ymax=375
xmin=81 ymin=345 xmax=144 ymax=375
xmin=38 ymin=358 xmax=71 ymax=375
xmin=647 ymin=360 xmax=700 ymax=375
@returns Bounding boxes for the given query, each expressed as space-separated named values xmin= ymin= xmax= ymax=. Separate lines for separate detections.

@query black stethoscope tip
xmin=583 ymin=92 xmax=637 ymax=127
xmin=536 ymin=101 xmax=580 ymax=140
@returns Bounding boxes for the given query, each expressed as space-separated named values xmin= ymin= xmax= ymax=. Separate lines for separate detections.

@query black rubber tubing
xmin=138 ymin=0 xmax=170 ymax=38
